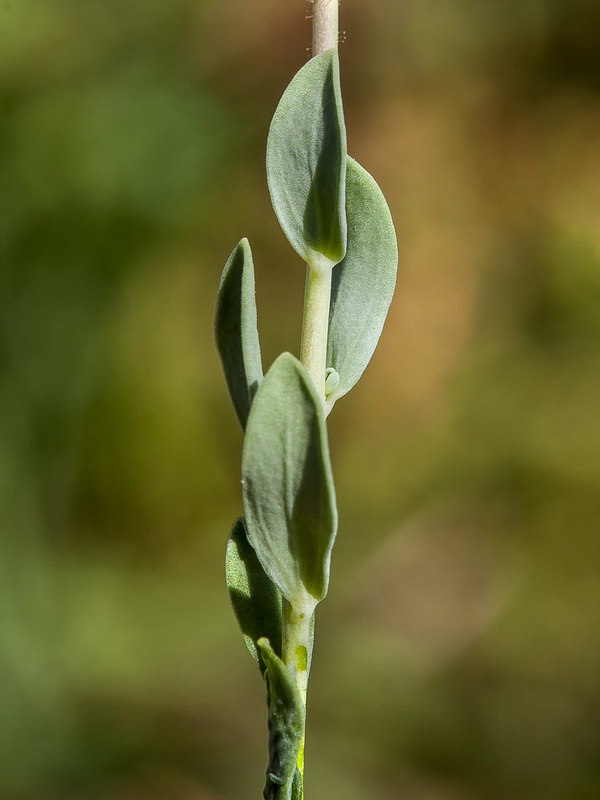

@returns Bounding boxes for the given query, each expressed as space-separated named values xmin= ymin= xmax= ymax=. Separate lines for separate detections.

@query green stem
xmin=303 ymin=0 xmax=339 ymax=399
xmin=282 ymin=599 xmax=314 ymax=793
xmin=287 ymin=9 xmax=340 ymax=800
xmin=300 ymin=262 xmax=333 ymax=401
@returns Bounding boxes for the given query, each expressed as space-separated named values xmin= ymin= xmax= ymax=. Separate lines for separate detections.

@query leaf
xmin=259 ymin=638 xmax=304 ymax=800
xmin=242 ymin=353 xmax=337 ymax=611
xmin=225 ymin=518 xmax=283 ymax=674
xmin=291 ymin=769 xmax=303 ymax=800
xmin=215 ymin=238 xmax=263 ymax=429
xmin=326 ymin=157 xmax=398 ymax=409
xmin=267 ymin=50 xmax=347 ymax=269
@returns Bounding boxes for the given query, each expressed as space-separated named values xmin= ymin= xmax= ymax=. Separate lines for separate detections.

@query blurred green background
xmin=1 ymin=1 xmax=600 ymax=798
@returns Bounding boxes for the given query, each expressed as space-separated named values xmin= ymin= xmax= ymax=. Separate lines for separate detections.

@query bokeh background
xmin=1 ymin=0 xmax=600 ymax=798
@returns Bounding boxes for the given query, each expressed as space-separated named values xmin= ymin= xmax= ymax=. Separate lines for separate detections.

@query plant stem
xmin=313 ymin=0 xmax=339 ymax=55
xmin=282 ymin=600 xmax=313 ymax=703
xmin=300 ymin=262 xmax=333 ymax=401
xmin=282 ymin=599 xmax=314 ymax=791
xmin=289 ymin=10 xmax=340 ymax=798
xmin=301 ymin=0 xmax=339 ymax=400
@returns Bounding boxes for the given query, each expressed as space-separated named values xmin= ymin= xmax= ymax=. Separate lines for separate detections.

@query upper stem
xmin=313 ymin=0 xmax=339 ymax=55
xmin=304 ymin=0 xmax=339 ymax=399
xmin=300 ymin=263 xmax=333 ymax=401
xmin=287 ymin=9 xmax=340 ymax=799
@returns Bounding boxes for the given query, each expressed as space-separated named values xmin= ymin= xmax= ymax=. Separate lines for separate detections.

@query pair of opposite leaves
xmin=216 ymin=48 xmax=398 ymax=666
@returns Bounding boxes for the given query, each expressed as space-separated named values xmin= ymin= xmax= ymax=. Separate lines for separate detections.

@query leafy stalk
xmin=215 ymin=5 xmax=397 ymax=798
xmin=285 ymin=7 xmax=342 ymax=795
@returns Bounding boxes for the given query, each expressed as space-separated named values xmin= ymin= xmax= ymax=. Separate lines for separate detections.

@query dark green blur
xmin=1 ymin=1 xmax=599 ymax=798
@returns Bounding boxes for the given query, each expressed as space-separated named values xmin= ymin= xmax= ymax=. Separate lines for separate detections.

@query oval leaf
xmin=326 ymin=157 xmax=398 ymax=409
xmin=267 ymin=50 xmax=347 ymax=268
xmin=259 ymin=638 xmax=304 ymax=800
xmin=226 ymin=517 xmax=283 ymax=674
xmin=215 ymin=238 xmax=263 ymax=429
xmin=242 ymin=353 xmax=337 ymax=610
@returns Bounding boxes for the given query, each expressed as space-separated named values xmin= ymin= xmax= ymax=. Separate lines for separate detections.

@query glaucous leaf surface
xmin=242 ymin=353 xmax=337 ymax=611
xmin=267 ymin=50 xmax=347 ymax=269
xmin=259 ymin=638 xmax=304 ymax=800
xmin=226 ymin=517 xmax=282 ymax=674
xmin=326 ymin=157 xmax=398 ymax=409
xmin=215 ymin=238 xmax=263 ymax=429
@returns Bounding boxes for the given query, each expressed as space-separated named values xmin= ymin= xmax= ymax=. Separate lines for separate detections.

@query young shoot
xmin=215 ymin=5 xmax=397 ymax=798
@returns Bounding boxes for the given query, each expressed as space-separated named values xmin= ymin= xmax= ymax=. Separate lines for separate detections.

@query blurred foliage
xmin=1 ymin=0 xmax=600 ymax=798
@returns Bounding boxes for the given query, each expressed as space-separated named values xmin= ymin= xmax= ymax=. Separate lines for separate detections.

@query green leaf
xmin=215 ymin=238 xmax=263 ymax=429
xmin=226 ymin=518 xmax=283 ymax=674
xmin=326 ymin=157 xmax=398 ymax=409
xmin=259 ymin=638 xmax=304 ymax=800
xmin=291 ymin=768 xmax=303 ymax=800
xmin=267 ymin=50 xmax=347 ymax=269
xmin=242 ymin=353 xmax=337 ymax=611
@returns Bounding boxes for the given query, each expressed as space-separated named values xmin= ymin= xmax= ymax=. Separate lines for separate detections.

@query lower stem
xmin=282 ymin=599 xmax=314 ymax=797
xmin=300 ymin=263 xmax=333 ymax=402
